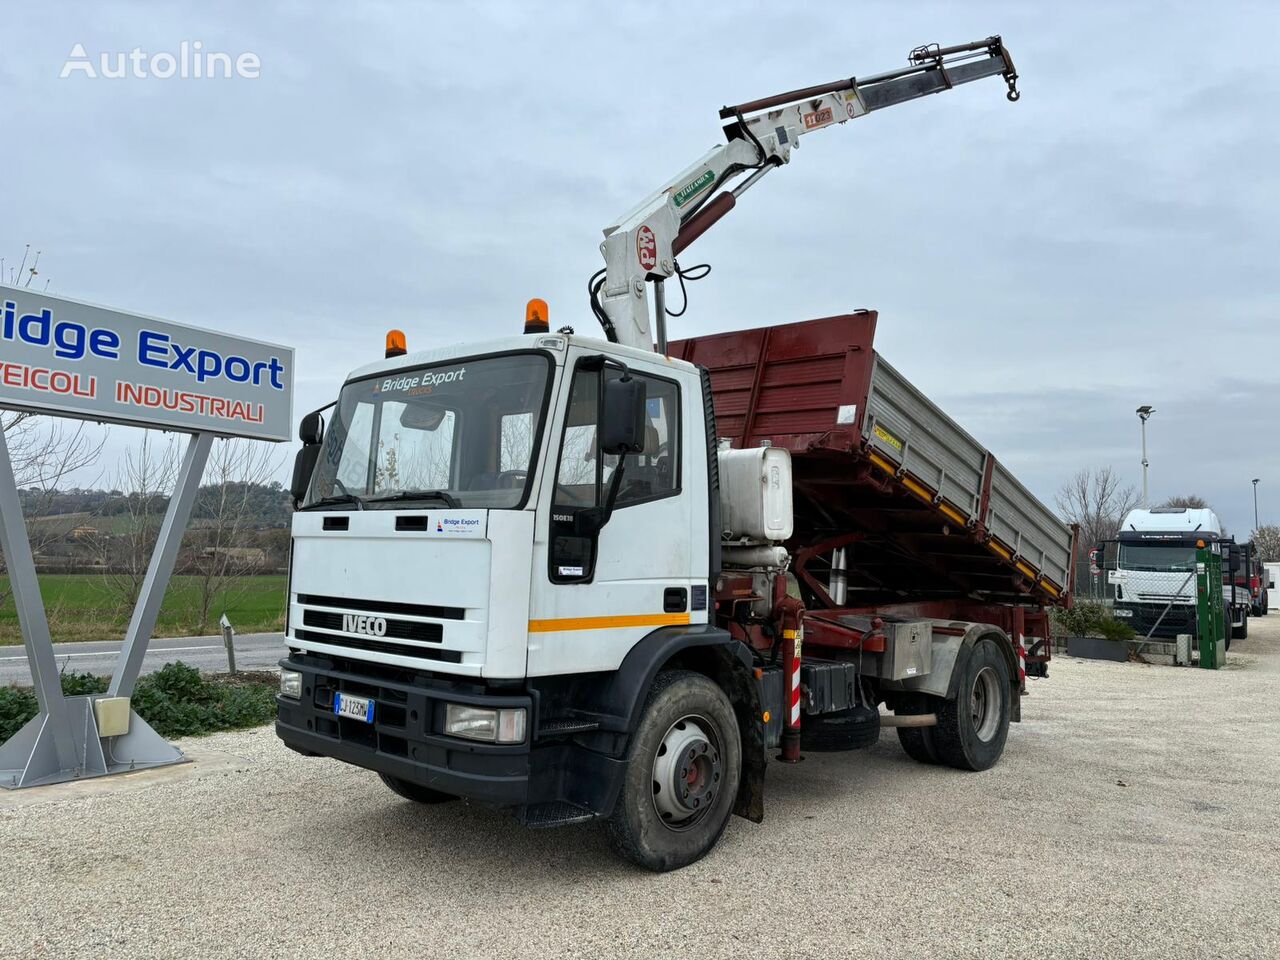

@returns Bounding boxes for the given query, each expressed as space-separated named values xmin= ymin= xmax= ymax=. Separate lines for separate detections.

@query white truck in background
xmin=1108 ymin=507 xmax=1250 ymax=643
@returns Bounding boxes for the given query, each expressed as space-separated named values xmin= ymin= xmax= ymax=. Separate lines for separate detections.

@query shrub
xmin=0 ymin=662 xmax=276 ymax=742
xmin=1051 ymin=600 xmax=1136 ymax=642
xmin=1096 ymin=617 xmax=1136 ymax=642
xmin=0 ymin=685 xmax=38 ymax=742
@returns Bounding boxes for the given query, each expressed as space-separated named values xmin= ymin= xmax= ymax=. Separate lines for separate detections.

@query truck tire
xmin=933 ymin=637 xmax=1011 ymax=772
xmin=378 ymin=773 xmax=456 ymax=805
xmin=1232 ymin=615 xmax=1248 ymax=641
xmin=604 ymin=670 xmax=741 ymax=872
xmin=800 ymin=704 xmax=880 ymax=752
xmin=894 ymin=693 xmax=940 ymax=765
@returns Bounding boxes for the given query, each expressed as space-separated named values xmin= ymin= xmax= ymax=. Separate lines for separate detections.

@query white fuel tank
xmin=718 ymin=444 xmax=794 ymax=542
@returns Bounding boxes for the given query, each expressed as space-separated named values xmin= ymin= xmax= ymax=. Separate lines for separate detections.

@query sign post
xmin=0 ymin=286 xmax=292 ymax=788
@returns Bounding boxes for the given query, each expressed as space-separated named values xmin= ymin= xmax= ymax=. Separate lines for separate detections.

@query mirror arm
xmin=599 ymin=460 xmax=628 ymax=526
xmin=572 ymin=461 xmax=629 ymax=537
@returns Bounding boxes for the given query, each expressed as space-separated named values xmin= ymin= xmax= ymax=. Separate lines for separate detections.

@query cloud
xmin=2 ymin=2 xmax=1276 ymax=534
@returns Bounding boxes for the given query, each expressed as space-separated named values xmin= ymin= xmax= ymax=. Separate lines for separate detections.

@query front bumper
xmin=1115 ymin=602 xmax=1195 ymax=639
xmin=275 ymin=654 xmax=623 ymax=817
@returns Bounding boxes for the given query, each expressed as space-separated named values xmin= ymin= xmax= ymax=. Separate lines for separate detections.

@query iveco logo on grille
xmin=343 ymin=613 xmax=388 ymax=637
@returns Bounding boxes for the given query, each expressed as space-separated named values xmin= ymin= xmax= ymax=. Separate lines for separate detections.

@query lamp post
xmin=1136 ymin=405 xmax=1155 ymax=507
xmin=1253 ymin=478 xmax=1260 ymax=532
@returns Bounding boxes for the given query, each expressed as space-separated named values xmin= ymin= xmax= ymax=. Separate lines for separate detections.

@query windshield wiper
xmin=365 ymin=489 xmax=460 ymax=508
xmin=300 ymin=493 xmax=365 ymax=511
xmin=301 ymin=478 xmax=366 ymax=511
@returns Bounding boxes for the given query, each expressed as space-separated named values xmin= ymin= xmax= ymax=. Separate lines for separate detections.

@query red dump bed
xmin=672 ymin=312 xmax=1075 ymax=610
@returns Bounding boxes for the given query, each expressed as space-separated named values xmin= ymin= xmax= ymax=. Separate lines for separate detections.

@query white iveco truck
xmin=1108 ymin=507 xmax=1251 ymax=643
xmin=275 ymin=39 xmax=1069 ymax=871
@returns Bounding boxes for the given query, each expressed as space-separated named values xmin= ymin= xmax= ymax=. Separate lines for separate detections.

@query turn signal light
xmin=385 ymin=329 xmax=407 ymax=358
xmin=525 ymin=298 xmax=549 ymax=334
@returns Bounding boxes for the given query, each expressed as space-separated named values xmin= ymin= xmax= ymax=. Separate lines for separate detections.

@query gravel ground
xmin=3 ymin=617 xmax=1279 ymax=960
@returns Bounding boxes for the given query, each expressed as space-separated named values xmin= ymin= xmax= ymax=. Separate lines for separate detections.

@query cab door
xmin=526 ymin=351 xmax=703 ymax=677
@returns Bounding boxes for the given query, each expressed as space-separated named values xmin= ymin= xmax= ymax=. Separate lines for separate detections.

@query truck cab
xmin=1110 ymin=507 xmax=1249 ymax=641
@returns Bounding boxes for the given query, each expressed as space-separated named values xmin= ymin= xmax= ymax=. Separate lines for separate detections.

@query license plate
xmin=334 ymin=693 xmax=376 ymax=723
xmin=1113 ymin=609 xmax=1133 ymax=618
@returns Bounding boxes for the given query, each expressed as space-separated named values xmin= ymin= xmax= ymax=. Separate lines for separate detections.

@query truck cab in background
xmin=1109 ymin=507 xmax=1250 ymax=643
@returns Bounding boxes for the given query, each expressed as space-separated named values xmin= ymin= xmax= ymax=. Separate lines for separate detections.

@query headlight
xmin=280 ymin=669 xmax=303 ymax=699
xmin=444 ymin=704 xmax=526 ymax=743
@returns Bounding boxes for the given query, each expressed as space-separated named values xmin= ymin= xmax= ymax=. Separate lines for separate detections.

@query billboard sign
xmin=0 ymin=286 xmax=293 ymax=441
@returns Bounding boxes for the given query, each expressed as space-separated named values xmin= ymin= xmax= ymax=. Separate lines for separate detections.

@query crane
xmin=590 ymin=36 xmax=1020 ymax=353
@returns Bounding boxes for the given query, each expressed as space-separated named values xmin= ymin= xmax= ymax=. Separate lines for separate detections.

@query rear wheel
xmin=605 ymin=670 xmax=740 ymax=872
xmin=933 ymin=637 xmax=1012 ymax=771
xmin=894 ymin=693 xmax=940 ymax=765
xmin=379 ymin=773 xmax=456 ymax=805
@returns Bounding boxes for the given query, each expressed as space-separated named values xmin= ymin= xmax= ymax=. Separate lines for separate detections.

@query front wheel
xmin=604 ymin=670 xmax=741 ymax=872
xmin=933 ymin=637 xmax=1012 ymax=772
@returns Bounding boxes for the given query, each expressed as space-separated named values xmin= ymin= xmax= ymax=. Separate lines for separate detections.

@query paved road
xmin=0 ymin=632 xmax=286 ymax=684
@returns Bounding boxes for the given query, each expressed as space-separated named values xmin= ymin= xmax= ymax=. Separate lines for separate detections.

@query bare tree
xmin=1161 ymin=494 xmax=1211 ymax=510
xmin=1056 ymin=467 xmax=1142 ymax=595
xmin=91 ymin=433 xmax=180 ymax=610
xmin=0 ymin=411 xmax=105 ymax=603
xmin=0 ymin=246 xmax=101 ymax=601
xmin=186 ymin=439 xmax=283 ymax=632
xmin=1251 ymin=524 xmax=1280 ymax=562
xmin=1 ymin=243 xmax=51 ymax=289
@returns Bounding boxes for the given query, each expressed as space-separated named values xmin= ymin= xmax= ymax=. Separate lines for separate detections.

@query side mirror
xmin=1228 ymin=545 xmax=1242 ymax=571
xmin=599 ymin=376 xmax=647 ymax=456
xmin=291 ymin=412 xmax=325 ymax=505
xmin=1093 ymin=543 xmax=1106 ymax=569
xmin=290 ymin=447 xmax=320 ymax=504
xmin=299 ymin=411 xmax=324 ymax=445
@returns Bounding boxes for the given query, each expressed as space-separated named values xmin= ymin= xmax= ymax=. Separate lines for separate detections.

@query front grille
xmin=301 ymin=609 xmax=443 ymax=644
xmin=297 ymin=593 xmax=465 ymax=621
xmin=294 ymin=628 xmax=463 ymax=663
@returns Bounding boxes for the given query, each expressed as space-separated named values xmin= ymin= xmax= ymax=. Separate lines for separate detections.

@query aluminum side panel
xmin=864 ymin=354 xmax=985 ymax=521
xmin=987 ymin=460 xmax=1074 ymax=588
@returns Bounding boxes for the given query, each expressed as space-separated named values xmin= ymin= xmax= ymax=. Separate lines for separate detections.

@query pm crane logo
xmin=636 ymin=225 xmax=658 ymax=272
xmin=343 ymin=614 xmax=388 ymax=637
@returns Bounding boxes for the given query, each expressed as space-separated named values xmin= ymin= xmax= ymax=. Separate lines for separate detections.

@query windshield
xmin=305 ymin=353 xmax=552 ymax=510
xmin=1118 ymin=543 xmax=1197 ymax=572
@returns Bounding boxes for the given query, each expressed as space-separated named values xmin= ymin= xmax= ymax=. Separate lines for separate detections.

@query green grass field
xmin=0 ymin=574 xmax=287 ymax=645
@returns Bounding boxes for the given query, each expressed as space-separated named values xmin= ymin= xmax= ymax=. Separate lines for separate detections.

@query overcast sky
xmin=3 ymin=1 xmax=1278 ymax=533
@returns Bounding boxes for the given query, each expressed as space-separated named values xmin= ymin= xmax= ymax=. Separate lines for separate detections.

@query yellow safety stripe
xmin=527 ymin=612 xmax=691 ymax=633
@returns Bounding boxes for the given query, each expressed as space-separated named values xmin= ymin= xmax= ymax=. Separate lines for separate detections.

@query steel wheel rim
xmin=970 ymin=666 xmax=1002 ymax=742
xmin=651 ymin=715 xmax=722 ymax=831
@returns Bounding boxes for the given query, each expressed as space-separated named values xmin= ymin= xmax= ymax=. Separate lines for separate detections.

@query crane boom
xmin=592 ymin=36 xmax=1019 ymax=352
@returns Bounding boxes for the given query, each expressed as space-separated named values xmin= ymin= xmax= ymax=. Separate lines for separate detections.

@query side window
xmin=554 ymin=371 xmax=603 ymax=508
xmin=616 ymin=374 xmax=678 ymax=507
xmin=553 ymin=368 xmax=680 ymax=511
